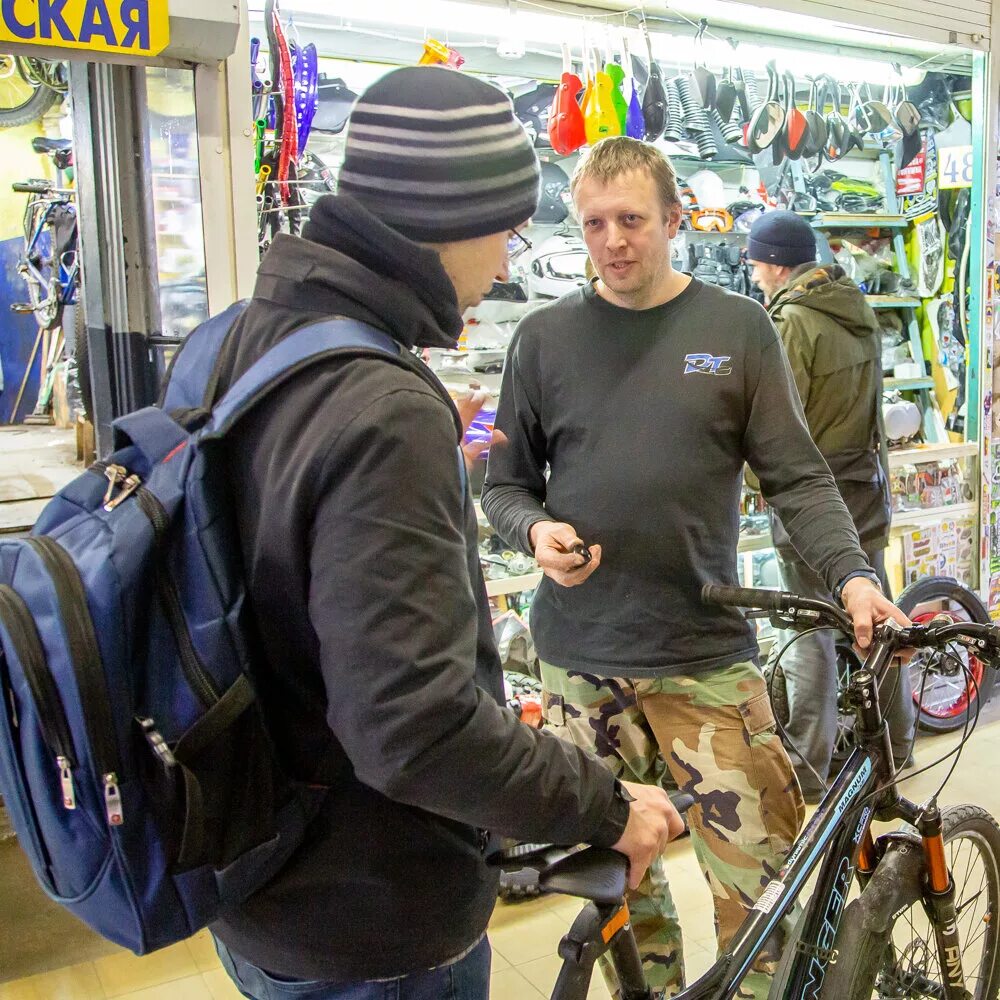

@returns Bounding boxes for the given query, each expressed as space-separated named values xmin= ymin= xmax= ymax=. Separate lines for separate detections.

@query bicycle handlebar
xmin=12 ymin=179 xmax=52 ymax=194
xmin=701 ymin=584 xmax=1000 ymax=663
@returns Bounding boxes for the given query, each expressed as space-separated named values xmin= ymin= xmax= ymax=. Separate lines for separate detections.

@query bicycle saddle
xmin=492 ymin=845 xmax=627 ymax=906
xmin=31 ymin=137 xmax=72 ymax=154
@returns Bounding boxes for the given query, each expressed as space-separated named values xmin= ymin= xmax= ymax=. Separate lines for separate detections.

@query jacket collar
xmin=254 ymin=195 xmax=464 ymax=351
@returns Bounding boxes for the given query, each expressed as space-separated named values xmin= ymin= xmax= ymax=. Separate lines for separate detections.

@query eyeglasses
xmin=508 ymin=228 xmax=533 ymax=260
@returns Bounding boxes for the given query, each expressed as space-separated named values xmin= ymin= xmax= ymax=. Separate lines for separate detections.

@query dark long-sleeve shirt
xmin=482 ymin=278 xmax=870 ymax=676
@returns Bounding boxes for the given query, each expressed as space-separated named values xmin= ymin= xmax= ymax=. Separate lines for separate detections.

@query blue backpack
xmin=0 ymin=303 xmax=402 ymax=954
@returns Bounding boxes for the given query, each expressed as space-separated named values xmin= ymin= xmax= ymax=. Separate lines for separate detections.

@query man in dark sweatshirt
xmin=205 ymin=70 xmax=680 ymax=1000
xmin=482 ymin=137 xmax=908 ymax=999
xmin=747 ymin=210 xmax=915 ymax=802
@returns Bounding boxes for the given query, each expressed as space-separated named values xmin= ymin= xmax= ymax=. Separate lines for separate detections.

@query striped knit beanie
xmin=336 ymin=66 xmax=540 ymax=243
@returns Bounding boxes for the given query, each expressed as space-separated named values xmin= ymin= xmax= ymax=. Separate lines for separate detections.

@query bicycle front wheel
xmin=820 ymin=804 xmax=1000 ymax=999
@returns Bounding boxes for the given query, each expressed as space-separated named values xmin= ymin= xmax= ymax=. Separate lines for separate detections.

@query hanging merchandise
xmin=841 ymin=83 xmax=867 ymax=156
xmin=911 ymin=214 xmax=946 ymax=298
xmin=311 ymin=74 xmax=356 ymax=134
xmin=896 ymin=136 xmax=927 ymax=196
xmin=640 ymin=18 xmax=667 ymax=141
xmin=855 ymin=82 xmax=900 ymax=149
xmin=782 ymin=73 xmax=809 ymax=161
xmin=418 ymin=37 xmax=465 ymax=68
xmin=902 ymin=131 xmax=939 ymax=219
xmin=714 ymin=49 xmax=738 ymax=124
xmin=621 ymin=35 xmax=645 ymax=139
xmin=821 ymin=78 xmax=851 ymax=161
xmin=604 ymin=34 xmax=628 ymax=134
xmin=691 ymin=19 xmax=716 ymax=111
xmin=797 ymin=78 xmax=827 ymax=161
xmin=676 ymin=73 xmax=716 ymax=159
xmin=891 ymin=66 xmax=923 ymax=169
xmin=747 ymin=62 xmax=783 ymax=155
xmin=513 ymin=83 xmax=557 ymax=147
xmin=547 ymin=43 xmax=586 ymax=155
xmin=664 ymin=77 xmax=684 ymax=142
xmin=533 ymin=161 xmax=571 ymax=224
xmin=585 ymin=48 xmax=621 ymax=143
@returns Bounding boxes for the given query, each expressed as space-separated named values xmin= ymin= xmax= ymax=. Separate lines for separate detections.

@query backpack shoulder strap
xmin=159 ymin=300 xmax=250 ymax=412
xmin=203 ymin=318 xmax=401 ymax=439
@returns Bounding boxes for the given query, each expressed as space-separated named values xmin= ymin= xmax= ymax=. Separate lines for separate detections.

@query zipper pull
xmin=137 ymin=717 xmax=176 ymax=768
xmin=101 ymin=464 xmax=125 ymax=507
xmin=106 ymin=474 xmax=142 ymax=511
xmin=104 ymin=473 xmax=141 ymax=512
xmin=103 ymin=773 xmax=123 ymax=826
xmin=56 ymin=756 xmax=76 ymax=810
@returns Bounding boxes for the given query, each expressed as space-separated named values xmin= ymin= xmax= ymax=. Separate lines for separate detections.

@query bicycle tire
xmin=767 ymin=642 xmax=859 ymax=767
xmin=819 ymin=804 xmax=1000 ymax=999
xmin=896 ymin=576 xmax=994 ymax=734
xmin=0 ymin=76 xmax=60 ymax=127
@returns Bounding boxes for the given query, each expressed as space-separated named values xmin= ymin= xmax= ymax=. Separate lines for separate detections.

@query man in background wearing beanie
xmin=205 ymin=67 xmax=681 ymax=1000
xmin=747 ymin=210 xmax=915 ymax=803
xmin=484 ymin=137 xmax=908 ymax=999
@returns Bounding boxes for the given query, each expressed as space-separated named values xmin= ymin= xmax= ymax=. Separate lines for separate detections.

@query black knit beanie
xmin=336 ymin=66 xmax=540 ymax=243
xmin=747 ymin=210 xmax=817 ymax=267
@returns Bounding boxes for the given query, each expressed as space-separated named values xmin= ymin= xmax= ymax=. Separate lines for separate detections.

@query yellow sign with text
xmin=0 ymin=0 xmax=169 ymax=57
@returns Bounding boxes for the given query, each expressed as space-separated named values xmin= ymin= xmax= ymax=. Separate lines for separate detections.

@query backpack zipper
xmin=134 ymin=487 xmax=220 ymax=709
xmin=92 ymin=461 xmax=219 ymax=709
xmin=26 ymin=537 xmax=124 ymax=827
xmin=0 ymin=585 xmax=78 ymax=809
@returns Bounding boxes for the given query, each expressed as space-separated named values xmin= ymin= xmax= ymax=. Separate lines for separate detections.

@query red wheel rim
xmin=910 ymin=611 xmax=985 ymax=719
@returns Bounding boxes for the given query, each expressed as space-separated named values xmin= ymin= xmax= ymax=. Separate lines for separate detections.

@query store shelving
xmin=885 ymin=377 xmax=936 ymax=392
xmin=888 ymin=442 xmax=979 ymax=467
xmin=890 ymin=502 xmax=977 ymax=530
xmin=485 ymin=571 xmax=543 ymax=598
xmin=812 ymin=214 xmax=908 ymax=231
xmin=866 ymin=295 xmax=922 ymax=309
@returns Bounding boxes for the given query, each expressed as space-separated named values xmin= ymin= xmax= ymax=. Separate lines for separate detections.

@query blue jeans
xmin=213 ymin=935 xmax=492 ymax=1000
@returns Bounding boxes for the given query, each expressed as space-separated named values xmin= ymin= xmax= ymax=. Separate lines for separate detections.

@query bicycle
xmin=8 ymin=137 xmax=87 ymax=423
xmin=496 ymin=584 xmax=1000 ymax=999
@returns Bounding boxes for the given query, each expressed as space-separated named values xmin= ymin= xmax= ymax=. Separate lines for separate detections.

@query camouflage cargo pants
xmin=540 ymin=660 xmax=805 ymax=1000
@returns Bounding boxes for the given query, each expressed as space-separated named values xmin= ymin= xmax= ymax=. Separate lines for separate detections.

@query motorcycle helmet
xmin=533 ymin=161 xmax=570 ymax=224
xmin=528 ymin=234 xmax=589 ymax=298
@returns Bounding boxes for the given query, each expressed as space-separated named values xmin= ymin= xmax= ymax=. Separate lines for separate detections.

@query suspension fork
xmin=917 ymin=801 xmax=972 ymax=1000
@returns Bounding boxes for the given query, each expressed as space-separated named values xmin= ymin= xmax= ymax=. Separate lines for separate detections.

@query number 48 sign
xmin=939 ymin=145 xmax=974 ymax=189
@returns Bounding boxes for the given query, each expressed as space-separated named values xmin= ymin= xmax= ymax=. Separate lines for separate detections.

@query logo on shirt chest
xmin=684 ymin=353 xmax=733 ymax=376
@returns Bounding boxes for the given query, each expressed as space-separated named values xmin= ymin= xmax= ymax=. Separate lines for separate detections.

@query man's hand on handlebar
xmin=841 ymin=577 xmax=911 ymax=653
xmin=611 ymin=782 xmax=686 ymax=890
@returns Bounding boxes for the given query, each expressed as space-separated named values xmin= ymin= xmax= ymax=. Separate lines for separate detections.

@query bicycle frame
xmin=552 ymin=630 xmax=971 ymax=1000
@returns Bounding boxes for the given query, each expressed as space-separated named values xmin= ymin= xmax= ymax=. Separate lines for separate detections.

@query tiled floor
xmin=4 ymin=716 xmax=1000 ymax=999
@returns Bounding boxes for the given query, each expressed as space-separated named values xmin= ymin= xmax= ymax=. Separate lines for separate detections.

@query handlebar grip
xmin=701 ymin=585 xmax=785 ymax=611
xmin=12 ymin=179 xmax=52 ymax=194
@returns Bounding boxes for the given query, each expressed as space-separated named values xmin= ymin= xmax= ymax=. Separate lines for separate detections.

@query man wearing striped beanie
xmin=209 ymin=66 xmax=679 ymax=1000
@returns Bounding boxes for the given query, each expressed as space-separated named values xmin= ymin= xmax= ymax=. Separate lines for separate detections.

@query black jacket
xmin=207 ymin=196 xmax=626 ymax=982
